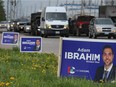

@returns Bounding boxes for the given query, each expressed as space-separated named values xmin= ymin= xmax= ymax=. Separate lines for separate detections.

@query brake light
xmin=79 ymin=24 xmax=82 ymax=28
xmin=78 ymin=22 xmax=83 ymax=28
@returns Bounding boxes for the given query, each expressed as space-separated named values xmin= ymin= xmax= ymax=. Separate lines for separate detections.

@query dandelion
xmin=0 ymin=82 xmax=5 ymax=86
xmin=42 ymin=69 xmax=46 ymax=74
xmin=5 ymin=82 xmax=10 ymax=86
xmin=10 ymin=77 xmax=15 ymax=80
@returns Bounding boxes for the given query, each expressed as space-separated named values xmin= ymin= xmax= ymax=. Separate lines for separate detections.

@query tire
xmin=73 ymin=26 xmax=77 ymax=36
xmin=93 ymin=33 xmax=97 ymax=39
xmin=108 ymin=36 xmax=111 ymax=39
xmin=77 ymin=28 xmax=80 ymax=36
xmin=89 ymin=32 xmax=92 ymax=38
xmin=65 ymin=34 xmax=69 ymax=37
xmin=113 ymin=36 xmax=116 ymax=39
xmin=44 ymin=30 xmax=48 ymax=38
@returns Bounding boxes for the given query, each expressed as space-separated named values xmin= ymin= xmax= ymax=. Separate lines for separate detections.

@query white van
xmin=39 ymin=6 xmax=69 ymax=37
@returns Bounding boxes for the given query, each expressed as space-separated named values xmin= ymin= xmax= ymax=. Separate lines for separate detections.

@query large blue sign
xmin=58 ymin=38 xmax=116 ymax=81
xmin=1 ymin=32 xmax=19 ymax=45
xmin=20 ymin=37 xmax=42 ymax=52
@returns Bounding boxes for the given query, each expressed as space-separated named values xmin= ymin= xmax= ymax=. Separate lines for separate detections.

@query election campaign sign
xmin=58 ymin=38 xmax=116 ymax=81
xmin=1 ymin=32 xmax=19 ymax=45
xmin=20 ymin=37 xmax=42 ymax=52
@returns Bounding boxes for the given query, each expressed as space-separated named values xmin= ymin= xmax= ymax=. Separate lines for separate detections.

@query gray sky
xmin=3 ymin=0 xmax=112 ymax=19
xmin=3 ymin=0 xmax=98 ymax=14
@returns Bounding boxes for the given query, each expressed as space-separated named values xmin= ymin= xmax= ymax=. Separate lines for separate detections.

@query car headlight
xmin=11 ymin=24 xmax=13 ymax=27
xmin=46 ymin=24 xmax=51 ymax=29
xmin=17 ymin=23 xmax=19 ymax=25
xmin=112 ymin=29 xmax=116 ymax=32
xmin=111 ymin=27 xmax=116 ymax=33
xmin=96 ymin=28 xmax=102 ymax=32
xmin=26 ymin=27 xmax=30 ymax=29
xmin=64 ymin=24 xmax=69 ymax=29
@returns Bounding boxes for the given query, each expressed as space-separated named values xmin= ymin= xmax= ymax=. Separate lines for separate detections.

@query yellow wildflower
xmin=5 ymin=82 xmax=10 ymax=86
xmin=0 ymin=82 xmax=5 ymax=86
xmin=10 ymin=77 xmax=15 ymax=80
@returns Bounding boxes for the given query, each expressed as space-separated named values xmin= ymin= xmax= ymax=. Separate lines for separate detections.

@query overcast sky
xmin=3 ymin=0 xmax=98 ymax=14
xmin=3 ymin=0 xmax=114 ymax=19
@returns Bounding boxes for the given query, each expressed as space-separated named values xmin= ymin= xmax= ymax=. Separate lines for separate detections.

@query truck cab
xmin=70 ymin=15 xmax=94 ymax=36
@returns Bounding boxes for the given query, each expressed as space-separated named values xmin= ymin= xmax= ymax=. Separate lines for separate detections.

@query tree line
xmin=0 ymin=0 xmax=6 ymax=21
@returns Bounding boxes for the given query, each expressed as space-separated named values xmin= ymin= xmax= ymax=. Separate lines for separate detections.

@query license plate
xmin=55 ymin=31 xmax=60 ymax=34
xmin=105 ymin=32 xmax=109 ymax=34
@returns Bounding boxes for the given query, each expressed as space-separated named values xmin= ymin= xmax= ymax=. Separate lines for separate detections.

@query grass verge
xmin=0 ymin=47 xmax=115 ymax=87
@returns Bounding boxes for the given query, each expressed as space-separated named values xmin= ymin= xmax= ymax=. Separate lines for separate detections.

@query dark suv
xmin=70 ymin=15 xmax=95 ymax=36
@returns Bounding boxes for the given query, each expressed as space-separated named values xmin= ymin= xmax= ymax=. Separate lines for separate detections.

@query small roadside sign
xmin=20 ymin=36 xmax=42 ymax=52
xmin=1 ymin=32 xmax=19 ymax=45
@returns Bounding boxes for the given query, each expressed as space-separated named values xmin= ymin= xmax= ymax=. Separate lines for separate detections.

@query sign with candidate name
xmin=1 ymin=32 xmax=19 ymax=45
xmin=20 ymin=37 xmax=42 ymax=52
xmin=58 ymin=38 xmax=116 ymax=80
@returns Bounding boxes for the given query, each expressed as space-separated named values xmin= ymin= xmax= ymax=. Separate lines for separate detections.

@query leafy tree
xmin=0 ymin=0 xmax=6 ymax=21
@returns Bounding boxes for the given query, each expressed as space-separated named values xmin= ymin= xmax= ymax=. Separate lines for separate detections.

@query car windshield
xmin=46 ymin=12 xmax=67 ymax=20
xmin=77 ymin=16 xmax=94 ymax=22
xmin=0 ymin=21 xmax=8 ymax=24
xmin=95 ymin=19 xmax=113 ymax=25
xmin=111 ymin=17 xmax=116 ymax=23
xmin=26 ymin=23 xmax=30 ymax=25
xmin=19 ymin=22 xmax=27 ymax=25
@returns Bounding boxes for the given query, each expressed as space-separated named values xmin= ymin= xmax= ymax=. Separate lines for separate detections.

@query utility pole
xmin=7 ymin=0 xmax=22 ymax=21
xmin=10 ymin=0 xmax=17 ymax=20
xmin=89 ymin=0 xmax=91 ymax=15
xmin=66 ymin=0 xmax=68 ymax=11
xmin=101 ymin=0 xmax=103 ymax=6
xmin=111 ymin=0 xmax=114 ymax=6
xmin=57 ymin=0 xmax=59 ymax=6
xmin=49 ymin=0 xmax=51 ymax=6
xmin=80 ymin=0 xmax=85 ymax=15
xmin=7 ymin=0 xmax=10 ymax=21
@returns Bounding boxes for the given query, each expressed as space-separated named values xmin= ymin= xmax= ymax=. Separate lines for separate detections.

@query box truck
xmin=99 ymin=6 xmax=116 ymax=26
xmin=31 ymin=12 xmax=41 ymax=35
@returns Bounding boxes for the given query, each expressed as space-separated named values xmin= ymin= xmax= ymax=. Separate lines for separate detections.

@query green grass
xmin=0 ymin=47 xmax=116 ymax=87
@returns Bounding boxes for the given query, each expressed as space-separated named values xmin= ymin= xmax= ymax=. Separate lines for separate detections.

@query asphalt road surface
xmin=0 ymin=31 xmax=60 ymax=56
xmin=0 ymin=31 xmax=114 ymax=56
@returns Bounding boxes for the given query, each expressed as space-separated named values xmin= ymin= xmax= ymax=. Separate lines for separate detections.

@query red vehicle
xmin=71 ymin=15 xmax=95 ymax=36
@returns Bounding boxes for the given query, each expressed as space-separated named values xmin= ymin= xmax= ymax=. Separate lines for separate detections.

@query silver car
xmin=24 ymin=22 xmax=31 ymax=33
xmin=0 ymin=21 xmax=9 ymax=31
xmin=89 ymin=18 xmax=116 ymax=39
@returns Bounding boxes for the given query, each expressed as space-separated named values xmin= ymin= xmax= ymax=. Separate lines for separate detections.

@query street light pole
xmin=49 ymin=0 xmax=51 ymax=6
xmin=57 ymin=0 xmax=59 ymax=6
xmin=7 ymin=0 xmax=10 ymax=21
xmin=111 ymin=0 xmax=114 ymax=6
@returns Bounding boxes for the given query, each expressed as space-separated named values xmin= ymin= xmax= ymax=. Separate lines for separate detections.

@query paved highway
xmin=0 ymin=32 xmax=61 ymax=56
xmin=0 ymin=31 xmax=114 ymax=56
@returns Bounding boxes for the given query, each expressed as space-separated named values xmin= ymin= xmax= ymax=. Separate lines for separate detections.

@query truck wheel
xmin=93 ymin=33 xmax=97 ymax=39
xmin=113 ymin=36 xmax=116 ymax=39
xmin=77 ymin=29 xmax=80 ymax=36
xmin=44 ymin=30 xmax=48 ymax=38
xmin=73 ymin=26 xmax=77 ymax=36
xmin=65 ymin=34 xmax=69 ymax=37
xmin=89 ymin=32 xmax=92 ymax=38
xmin=44 ymin=34 xmax=48 ymax=38
xmin=108 ymin=36 xmax=111 ymax=39
xmin=31 ymin=30 xmax=35 ymax=36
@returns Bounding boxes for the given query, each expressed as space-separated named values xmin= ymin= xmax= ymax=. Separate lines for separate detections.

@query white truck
xmin=39 ymin=6 xmax=69 ymax=37
xmin=99 ymin=6 xmax=116 ymax=26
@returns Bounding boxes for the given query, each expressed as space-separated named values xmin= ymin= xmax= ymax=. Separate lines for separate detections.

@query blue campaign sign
xmin=1 ymin=32 xmax=19 ymax=45
xmin=20 ymin=37 xmax=42 ymax=52
xmin=58 ymin=38 xmax=116 ymax=81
